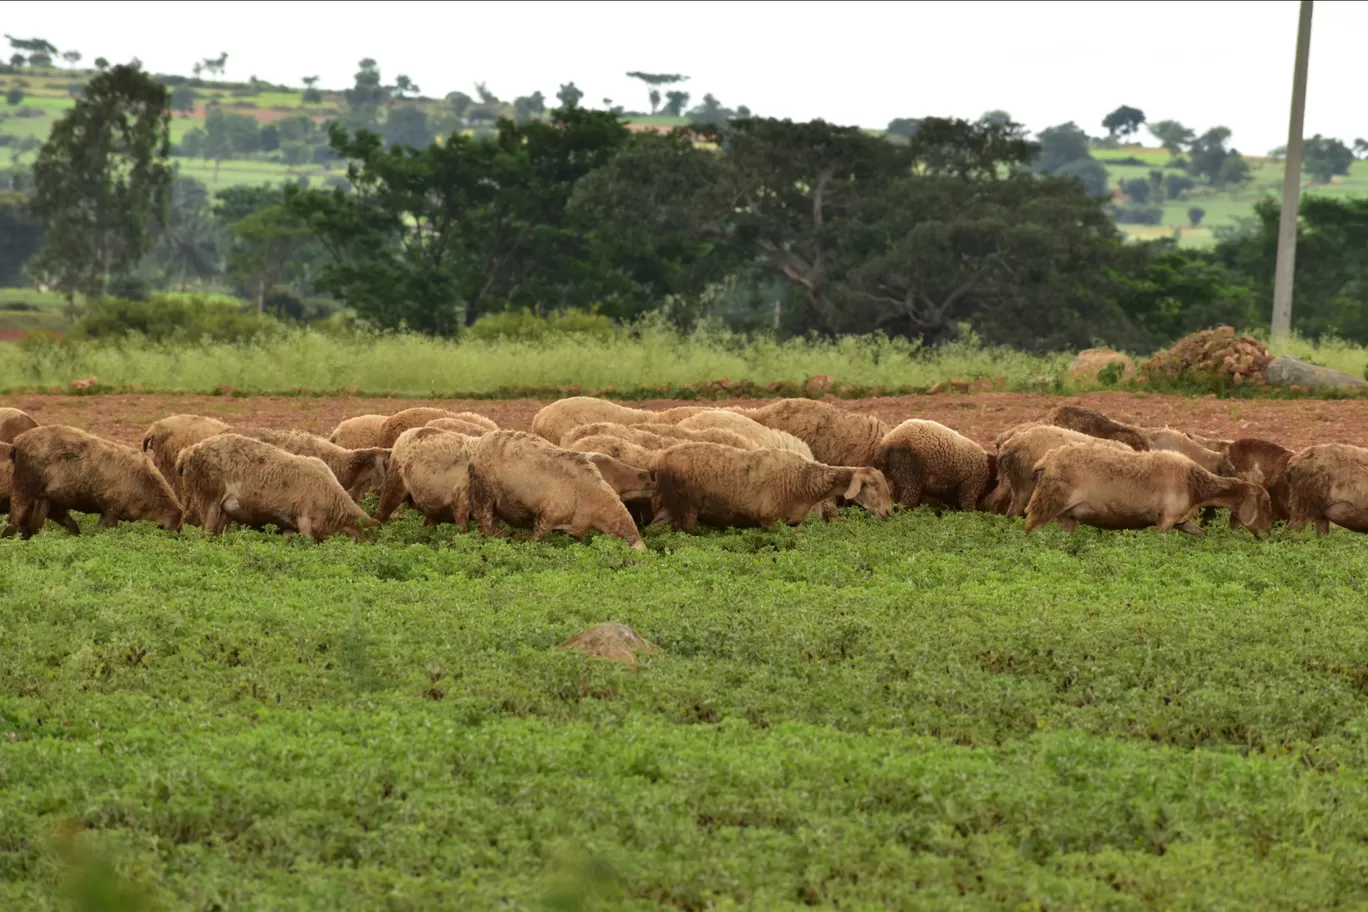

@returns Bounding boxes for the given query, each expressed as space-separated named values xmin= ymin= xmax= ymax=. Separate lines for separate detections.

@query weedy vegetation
xmin=3 ymin=504 xmax=1368 ymax=907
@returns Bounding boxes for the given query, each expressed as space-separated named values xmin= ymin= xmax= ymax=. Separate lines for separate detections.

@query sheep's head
xmin=348 ymin=449 xmax=391 ymax=501
xmin=844 ymin=467 xmax=893 ymax=519
xmin=587 ymin=453 xmax=655 ymax=502
xmin=1232 ymin=483 xmax=1273 ymax=539
xmin=1115 ymin=427 xmax=1151 ymax=452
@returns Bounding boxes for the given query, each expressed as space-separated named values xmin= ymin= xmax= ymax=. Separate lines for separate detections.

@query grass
xmin=4 ymin=504 xmax=1368 ymax=906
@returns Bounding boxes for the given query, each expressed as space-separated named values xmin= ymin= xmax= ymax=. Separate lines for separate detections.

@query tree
xmin=301 ymin=75 xmax=322 ymax=104
xmin=203 ymin=106 xmax=260 ymax=180
xmin=149 ymin=176 xmax=223 ymax=289
xmin=1184 ymin=127 xmax=1249 ymax=186
xmin=1188 ymin=206 xmax=1205 ymax=227
xmin=1354 ymin=138 xmax=1368 ymax=159
xmin=228 ymin=205 xmax=312 ymax=312
xmin=382 ymin=106 xmax=431 ymax=148
xmin=980 ymin=110 xmax=1013 ymax=128
xmin=648 ymin=89 xmax=661 ymax=114
xmin=661 ymin=90 xmax=689 ymax=117
xmin=28 ymin=52 xmax=52 ymax=69
xmin=556 ymin=82 xmax=583 ymax=110
xmin=212 ymin=184 xmax=284 ymax=226
xmin=171 ymin=85 xmax=198 ymax=115
xmin=446 ymin=91 xmax=473 ymax=120
xmin=393 ymin=74 xmax=418 ymax=98
xmin=10 ymin=54 xmax=25 ymax=69
xmin=1034 ymin=122 xmax=1091 ymax=174
xmin=474 ymin=82 xmax=500 ymax=104
xmin=1102 ymin=105 xmax=1145 ymax=138
xmin=886 ymin=118 xmax=922 ymax=140
xmin=1148 ymin=120 xmax=1194 ymax=158
xmin=93 ymin=56 xmax=109 ymax=71
xmin=1055 ymin=157 xmax=1110 ymax=198
xmin=302 ymin=76 xmax=319 ymax=88
xmin=0 ymin=197 xmax=43 ymax=286
xmin=61 ymin=50 xmax=81 ymax=69
xmin=6 ymin=87 xmax=22 ymax=106
xmin=201 ymin=52 xmax=228 ymax=79
xmin=344 ymin=58 xmax=387 ymax=127
xmin=687 ymin=93 xmax=734 ymax=126
xmin=1163 ymin=173 xmax=1195 ymax=200
xmin=259 ymin=124 xmax=279 ymax=152
xmin=27 ymin=64 xmax=172 ymax=304
xmin=5 ymin=35 xmax=57 ymax=55
xmin=1120 ymin=177 xmax=1150 ymax=203
xmin=512 ymin=92 xmax=546 ymax=123
xmin=626 ymin=72 xmax=687 ymax=113
xmin=1303 ymin=135 xmax=1354 ymax=184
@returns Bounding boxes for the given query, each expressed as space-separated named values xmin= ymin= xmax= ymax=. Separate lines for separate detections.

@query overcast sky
xmin=6 ymin=1 xmax=1363 ymax=154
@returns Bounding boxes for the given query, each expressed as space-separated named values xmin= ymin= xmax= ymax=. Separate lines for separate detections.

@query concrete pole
xmin=1270 ymin=0 xmax=1314 ymax=346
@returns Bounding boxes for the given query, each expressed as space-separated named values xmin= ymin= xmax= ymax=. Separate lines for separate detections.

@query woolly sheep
xmin=177 ymin=433 xmax=370 ymax=541
xmin=1145 ymin=427 xmax=1223 ymax=473
xmin=0 ymin=407 xmax=39 ymax=444
xmin=565 ymin=435 xmax=657 ymax=470
xmin=1025 ymin=443 xmax=1271 ymax=538
xmin=376 ymin=408 xmax=474 ymax=448
xmin=648 ymin=442 xmax=892 ymax=533
xmin=142 ymin=414 xmax=232 ymax=494
xmin=375 ymin=426 xmax=448 ymax=521
xmin=875 ymin=419 xmax=996 ymax=511
xmin=992 ymin=425 xmax=1129 ymax=517
xmin=0 ymin=442 xmax=14 ymax=514
xmin=1043 ymin=405 xmax=1150 ymax=452
xmin=677 ymin=411 xmax=814 ymax=460
xmin=530 ymin=397 xmax=709 ymax=444
xmin=1216 ymin=438 xmax=1294 ymax=522
xmin=744 ymin=399 xmax=891 ymax=467
xmin=3 ymin=426 xmax=183 ymax=539
xmin=562 ymin=420 xmax=759 ymax=454
xmin=222 ymin=427 xmax=390 ymax=502
xmin=425 ymin=417 xmax=493 ymax=437
xmin=383 ymin=429 xmax=479 ymax=528
xmin=467 ymin=430 xmax=646 ymax=549
xmin=1286 ymin=443 xmax=1368 ymax=535
xmin=327 ymin=414 xmax=389 ymax=450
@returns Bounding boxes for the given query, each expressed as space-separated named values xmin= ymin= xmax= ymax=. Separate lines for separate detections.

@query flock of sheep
xmin=1 ymin=396 xmax=1366 ymax=545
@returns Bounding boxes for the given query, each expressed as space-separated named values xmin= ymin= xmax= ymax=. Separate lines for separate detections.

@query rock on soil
xmin=1265 ymin=356 xmax=1368 ymax=390
xmin=559 ymin=623 xmax=661 ymax=666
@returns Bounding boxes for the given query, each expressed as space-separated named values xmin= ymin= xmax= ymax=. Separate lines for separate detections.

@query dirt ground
xmin=7 ymin=390 xmax=1368 ymax=451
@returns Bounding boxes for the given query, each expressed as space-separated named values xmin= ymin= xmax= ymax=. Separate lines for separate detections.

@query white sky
xmin=7 ymin=1 xmax=1364 ymax=154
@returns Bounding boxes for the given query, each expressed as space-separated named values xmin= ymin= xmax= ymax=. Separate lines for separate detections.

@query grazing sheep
xmin=467 ymin=430 xmax=646 ymax=549
xmin=450 ymin=412 xmax=499 ymax=432
xmin=1286 ymin=443 xmax=1368 ymax=535
xmin=0 ymin=407 xmax=39 ymax=444
xmin=177 ymin=434 xmax=370 ymax=541
xmin=377 ymin=408 xmax=476 ymax=448
xmin=142 ymin=414 xmax=232 ymax=492
xmin=1043 ymin=405 xmax=1150 ymax=451
xmin=648 ymin=442 xmax=892 ymax=533
xmin=381 ymin=429 xmax=479 ymax=528
xmin=375 ymin=426 xmax=448 ymax=522
xmin=992 ymin=425 xmax=1130 ymax=517
xmin=875 ymin=419 xmax=996 ymax=511
xmin=1184 ymin=432 xmax=1233 ymax=453
xmin=562 ymin=420 xmax=758 ymax=455
xmin=0 ymin=442 xmax=13 ymax=513
xmin=530 ymin=397 xmax=709 ymax=444
xmin=1024 ymin=443 xmax=1271 ymax=538
xmin=566 ymin=435 xmax=658 ymax=470
xmin=994 ymin=421 xmax=1043 ymax=453
xmin=1144 ymin=427 xmax=1223 ymax=473
xmin=1217 ymin=438 xmax=1294 ymax=522
xmin=2 ymin=426 xmax=183 ymax=539
xmin=223 ymin=427 xmax=390 ymax=502
xmin=565 ymin=440 xmax=660 ymax=527
xmin=677 ymin=411 xmax=815 ymax=460
xmin=583 ymin=452 xmax=656 ymax=503
xmin=744 ymin=399 xmax=891 ymax=467
xmin=425 ymin=417 xmax=493 ymax=437
xmin=328 ymin=414 xmax=389 ymax=450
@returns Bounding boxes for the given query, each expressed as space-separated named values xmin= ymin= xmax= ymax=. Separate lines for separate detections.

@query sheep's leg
xmin=1023 ymin=490 xmax=1059 ymax=534
xmin=677 ymin=507 xmax=699 ymax=534
xmin=956 ymin=483 xmax=980 ymax=513
xmin=1174 ymin=520 xmax=1206 ymax=537
xmin=52 ymin=507 xmax=80 ymax=536
xmin=451 ymin=484 xmax=471 ymax=533
xmin=98 ymin=510 xmax=120 ymax=529
xmin=297 ymin=515 xmax=319 ymax=542
xmin=202 ymin=500 xmax=228 ymax=535
xmin=1324 ymin=502 xmax=1362 ymax=533
xmin=27 ymin=498 xmax=54 ymax=538
xmin=374 ymin=470 xmax=408 ymax=522
xmin=1314 ymin=516 xmax=1331 ymax=536
xmin=1 ymin=491 xmax=31 ymax=538
xmin=530 ymin=513 xmax=554 ymax=542
xmin=470 ymin=485 xmax=504 ymax=538
xmin=1008 ymin=481 xmax=1035 ymax=518
xmin=1056 ymin=515 xmax=1078 ymax=533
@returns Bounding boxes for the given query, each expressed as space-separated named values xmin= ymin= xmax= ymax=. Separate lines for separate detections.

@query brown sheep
xmin=221 ymin=427 xmax=390 ymax=502
xmin=530 ymin=397 xmax=709 ymax=444
xmin=744 ymin=399 xmax=891 ymax=467
xmin=142 ymin=414 xmax=233 ymax=493
xmin=677 ymin=411 xmax=815 ymax=460
xmin=875 ymin=419 xmax=996 ymax=512
xmin=2 ymin=426 xmax=183 ymax=539
xmin=565 ymin=435 xmax=657 ymax=470
xmin=1286 ymin=443 xmax=1368 ymax=535
xmin=648 ymin=442 xmax=892 ymax=533
xmin=328 ymin=414 xmax=389 ymax=450
xmin=382 ymin=429 xmax=479 ymax=528
xmin=377 ymin=407 xmax=491 ymax=448
xmin=467 ymin=430 xmax=646 ymax=549
xmin=561 ymin=421 xmax=754 ymax=453
xmin=992 ymin=425 xmax=1130 ymax=517
xmin=1145 ymin=427 xmax=1223 ymax=473
xmin=1216 ymin=438 xmax=1294 ymax=522
xmin=1186 ymin=433 xmax=1233 ymax=453
xmin=176 ymin=433 xmax=370 ymax=541
xmin=450 ymin=412 xmax=499 ymax=432
xmin=0 ymin=407 xmax=39 ymax=444
xmin=1024 ymin=443 xmax=1271 ymax=538
xmin=375 ymin=426 xmax=448 ymax=522
xmin=583 ymin=452 xmax=656 ymax=503
xmin=0 ymin=442 xmax=13 ymax=514
xmin=425 ymin=417 xmax=493 ymax=437
xmin=1043 ymin=405 xmax=1150 ymax=452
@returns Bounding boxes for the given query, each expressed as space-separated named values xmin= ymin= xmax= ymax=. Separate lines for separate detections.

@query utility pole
xmin=1270 ymin=0 xmax=1314 ymax=346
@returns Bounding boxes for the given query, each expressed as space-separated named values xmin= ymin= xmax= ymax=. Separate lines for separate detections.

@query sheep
xmin=327 ymin=415 xmax=389 ymax=449
xmin=0 ymin=442 xmax=13 ymax=514
xmin=467 ymin=429 xmax=646 ymax=550
xmin=582 ymin=452 xmax=656 ymax=504
xmin=0 ymin=407 xmax=39 ymax=444
xmin=1216 ymin=438 xmax=1294 ymax=522
xmin=565 ymin=435 xmax=657 ymax=470
xmin=375 ymin=426 xmax=448 ymax=522
xmin=875 ymin=419 xmax=996 ymax=511
xmin=1024 ymin=443 xmax=1271 ymax=538
xmin=142 ymin=414 xmax=232 ymax=493
xmin=425 ymin=417 xmax=493 ymax=437
xmin=743 ymin=399 xmax=891 ymax=468
xmin=2 ymin=426 xmax=183 ymax=539
xmin=1285 ymin=443 xmax=1368 ymax=535
xmin=176 ymin=433 xmax=370 ymax=541
xmin=1145 ymin=427 xmax=1223 ymax=473
xmin=1043 ymin=405 xmax=1150 ymax=451
xmin=648 ymin=442 xmax=892 ymax=533
xmin=379 ymin=429 xmax=479 ymax=528
xmin=561 ymin=420 xmax=756 ymax=455
xmin=677 ymin=411 xmax=815 ymax=460
xmin=450 ymin=412 xmax=500 ymax=432
xmin=991 ymin=425 xmax=1130 ymax=517
xmin=375 ymin=408 xmax=471 ymax=448
xmin=218 ymin=427 xmax=391 ymax=502
xmin=530 ymin=397 xmax=709 ymax=444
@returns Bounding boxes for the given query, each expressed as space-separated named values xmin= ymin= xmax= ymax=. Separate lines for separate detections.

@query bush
xmin=1111 ymin=205 xmax=1165 ymax=226
xmin=70 ymin=294 xmax=282 ymax=344
xmin=464 ymin=308 xmax=617 ymax=343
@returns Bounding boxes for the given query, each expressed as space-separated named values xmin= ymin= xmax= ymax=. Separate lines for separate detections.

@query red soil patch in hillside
xmin=7 ymin=390 xmax=1367 ymax=452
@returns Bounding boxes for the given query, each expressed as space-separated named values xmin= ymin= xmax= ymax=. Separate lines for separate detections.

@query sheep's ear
xmin=843 ymin=472 xmax=865 ymax=501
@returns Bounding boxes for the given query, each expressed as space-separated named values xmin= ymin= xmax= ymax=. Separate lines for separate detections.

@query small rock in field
xmin=1265 ymin=356 xmax=1368 ymax=390
xmin=559 ymin=623 xmax=660 ymax=666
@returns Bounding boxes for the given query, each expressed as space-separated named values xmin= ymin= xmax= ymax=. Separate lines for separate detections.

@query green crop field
xmin=4 ymin=505 xmax=1368 ymax=907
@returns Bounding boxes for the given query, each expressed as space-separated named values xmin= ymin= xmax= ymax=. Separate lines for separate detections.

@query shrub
xmin=70 ymin=294 xmax=282 ymax=344
xmin=1111 ymin=205 xmax=1165 ymax=226
xmin=465 ymin=308 xmax=616 ymax=343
